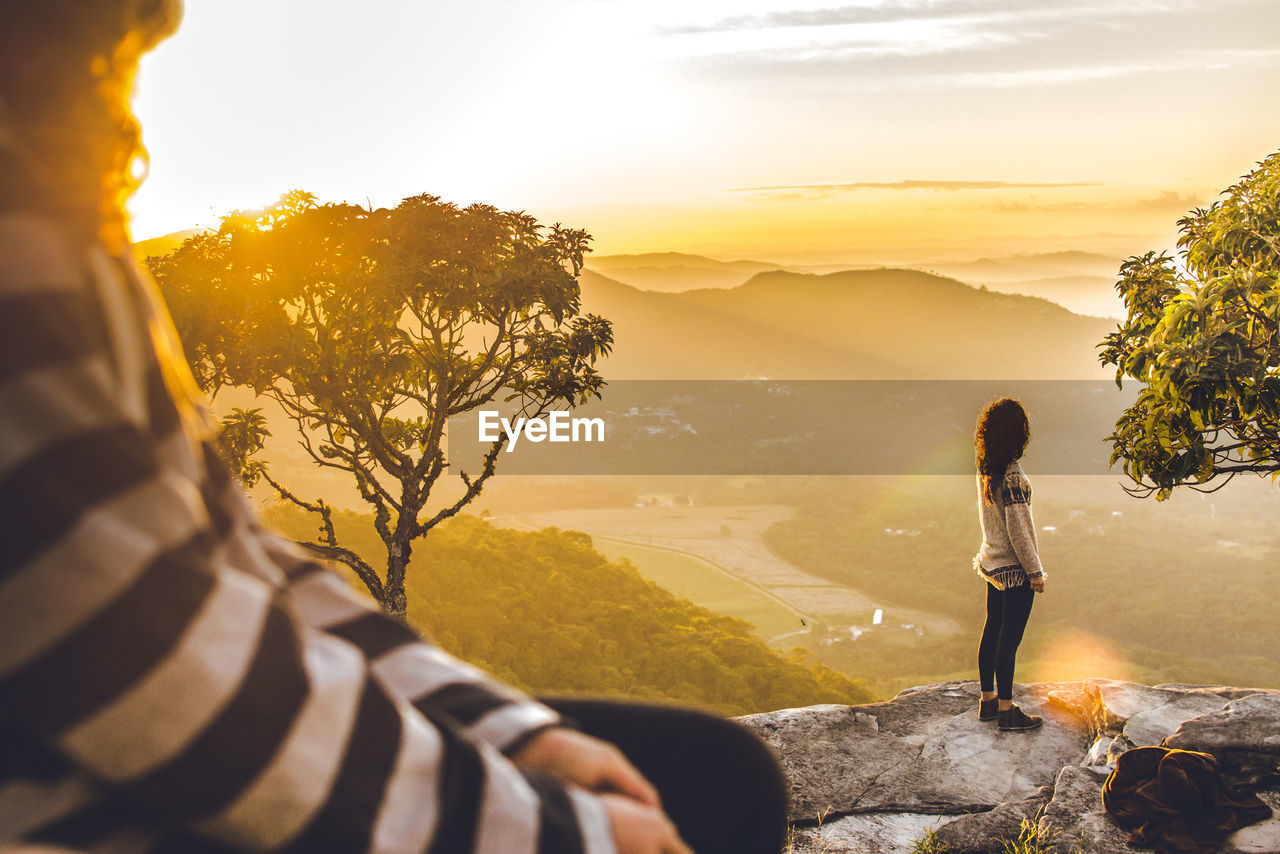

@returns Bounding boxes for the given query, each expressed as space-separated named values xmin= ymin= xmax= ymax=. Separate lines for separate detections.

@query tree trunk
xmin=383 ymin=542 xmax=410 ymax=620
xmin=384 ymin=580 xmax=408 ymax=620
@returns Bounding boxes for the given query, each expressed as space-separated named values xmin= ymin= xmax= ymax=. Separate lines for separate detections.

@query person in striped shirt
xmin=0 ymin=2 xmax=788 ymax=852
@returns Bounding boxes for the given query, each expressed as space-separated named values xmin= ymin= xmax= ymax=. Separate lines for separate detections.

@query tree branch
xmin=260 ymin=470 xmax=385 ymax=601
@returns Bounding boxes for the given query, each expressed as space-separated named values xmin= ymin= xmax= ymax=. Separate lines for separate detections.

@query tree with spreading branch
xmin=1099 ymin=152 xmax=1280 ymax=499
xmin=150 ymin=191 xmax=613 ymax=616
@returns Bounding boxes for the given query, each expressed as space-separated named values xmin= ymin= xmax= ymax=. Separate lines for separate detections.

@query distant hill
xmin=927 ymin=250 xmax=1122 ymax=283
xmin=131 ymin=228 xmax=204 ymax=262
xmin=583 ymin=250 xmax=1128 ymax=318
xmin=984 ymin=275 xmax=1123 ymax=320
xmin=590 ymin=252 xmax=782 ymax=273
xmin=912 ymin=252 xmax=1125 ymax=320
xmin=580 ymin=267 xmax=1113 ymax=379
xmin=587 ymin=252 xmax=791 ymax=292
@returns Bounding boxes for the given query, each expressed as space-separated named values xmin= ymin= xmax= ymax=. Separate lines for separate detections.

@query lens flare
xmin=1029 ymin=629 xmax=1133 ymax=683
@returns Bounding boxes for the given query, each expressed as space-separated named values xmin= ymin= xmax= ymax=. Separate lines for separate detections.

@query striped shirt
xmin=973 ymin=460 xmax=1046 ymax=591
xmin=0 ymin=211 xmax=615 ymax=854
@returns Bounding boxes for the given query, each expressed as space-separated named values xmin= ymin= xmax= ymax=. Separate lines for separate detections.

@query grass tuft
xmin=909 ymin=827 xmax=953 ymax=853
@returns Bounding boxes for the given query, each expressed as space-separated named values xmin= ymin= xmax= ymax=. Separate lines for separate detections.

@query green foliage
xmin=907 ymin=817 xmax=1073 ymax=854
xmin=266 ymin=506 xmax=869 ymax=715
xmin=150 ymin=190 xmax=612 ymax=614
xmin=999 ymin=819 xmax=1064 ymax=854
xmin=406 ymin=517 xmax=868 ymax=714
xmin=910 ymin=828 xmax=952 ymax=853
xmin=216 ymin=407 xmax=270 ymax=485
xmin=1101 ymin=152 xmax=1280 ymax=499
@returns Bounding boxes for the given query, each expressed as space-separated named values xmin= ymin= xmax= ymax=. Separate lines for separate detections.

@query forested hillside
xmin=265 ymin=508 xmax=868 ymax=715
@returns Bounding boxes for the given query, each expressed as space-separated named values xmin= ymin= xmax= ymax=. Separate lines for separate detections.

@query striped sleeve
xmin=182 ymin=347 xmax=566 ymax=753
xmin=0 ymin=217 xmax=617 ymax=854
xmin=1001 ymin=475 xmax=1045 ymax=579
xmin=246 ymin=518 xmax=565 ymax=755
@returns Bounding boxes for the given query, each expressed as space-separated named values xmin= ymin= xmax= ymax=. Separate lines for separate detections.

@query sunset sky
xmin=130 ymin=0 xmax=1280 ymax=263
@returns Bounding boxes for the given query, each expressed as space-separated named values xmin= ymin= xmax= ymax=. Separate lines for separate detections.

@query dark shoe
xmin=979 ymin=697 xmax=999 ymax=721
xmin=998 ymin=704 xmax=1043 ymax=732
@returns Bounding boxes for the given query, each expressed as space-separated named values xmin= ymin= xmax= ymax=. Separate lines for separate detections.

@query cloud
xmin=981 ymin=199 xmax=1098 ymax=213
xmin=726 ymin=182 xmax=1217 ymax=211
xmin=973 ymin=189 xmax=1210 ymax=214
xmin=661 ymin=0 xmax=1197 ymax=35
xmin=1131 ymin=190 xmax=1206 ymax=212
xmin=673 ymin=43 xmax=1280 ymax=93
xmin=727 ymin=179 xmax=1102 ymax=200
xmin=657 ymin=2 xmax=1280 ymax=91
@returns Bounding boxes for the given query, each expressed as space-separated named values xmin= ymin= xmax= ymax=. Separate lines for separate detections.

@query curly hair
xmin=0 ymin=0 xmax=207 ymax=431
xmin=0 ymin=0 xmax=181 ymax=248
xmin=975 ymin=398 xmax=1030 ymax=504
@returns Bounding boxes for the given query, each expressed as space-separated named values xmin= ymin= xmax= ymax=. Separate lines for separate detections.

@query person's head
xmin=975 ymin=397 xmax=1030 ymax=504
xmin=0 ymin=0 xmax=182 ymax=249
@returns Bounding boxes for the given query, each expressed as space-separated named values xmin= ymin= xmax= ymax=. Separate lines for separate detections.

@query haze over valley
xmin=145 ymin=226 xmax=1280 ymax=701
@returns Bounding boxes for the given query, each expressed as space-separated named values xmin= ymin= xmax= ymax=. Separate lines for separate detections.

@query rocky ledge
xmin=737 ymin=680 xmax=1280 ymax=853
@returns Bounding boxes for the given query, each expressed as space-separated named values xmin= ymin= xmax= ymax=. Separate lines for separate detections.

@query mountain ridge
xmin=580 ymin=267 xmax=1113 ymax=380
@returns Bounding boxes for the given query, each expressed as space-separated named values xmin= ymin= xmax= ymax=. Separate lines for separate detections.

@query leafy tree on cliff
xmin=1099 ymin=152 xmax=1280 ymax=499
xmin=150 ymin=191 xmax=612 ymax=616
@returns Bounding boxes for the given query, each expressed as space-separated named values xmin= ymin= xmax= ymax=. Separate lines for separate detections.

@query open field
xmin=580 ymin=538 xmax=803 ymax=641
xmin=496 ymin=504 xmax=963 ymax=646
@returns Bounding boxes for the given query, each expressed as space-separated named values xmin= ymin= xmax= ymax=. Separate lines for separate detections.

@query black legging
xmin=977 ymin=582 xmax=1036 ymax=701
xmin=543 ymin=697 xmax=789 ymax=854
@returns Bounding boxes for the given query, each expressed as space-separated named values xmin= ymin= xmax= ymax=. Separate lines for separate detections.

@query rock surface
xmin=1165 ymin=693 xmax=1280 ymax=787
xmin=1035 ymin=768 xmax=1280 ymax=854
xmin=1121 ymin=692 xmax=1226 ymax=746
xmin=746 ymin=679 xmax=1280 ymax=854
xmin=1227 ymin=789 xmax=1280 ymax=854
xmin=929 ymin=794 xmax=1048 ymax=853
xmin=788 ymin=812 xmax=947 ymax=854
xmin=1038 ymin=765 xmax=1133 ymax=854
xmin=739 ymin=681 xmax=1088 ymax=819
xmin=1083 ymin=735 xmax=1114 ymax=767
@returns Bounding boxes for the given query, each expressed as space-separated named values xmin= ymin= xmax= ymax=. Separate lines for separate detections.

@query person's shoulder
xmin=999 ymin=460 xmax=1031 ymax=504
xmin=0 ymin=211 xmax=91 ymax=297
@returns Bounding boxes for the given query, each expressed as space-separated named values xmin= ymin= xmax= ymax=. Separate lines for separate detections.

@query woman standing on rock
xmin=973 ymin=398 xmax=1046 ymax=732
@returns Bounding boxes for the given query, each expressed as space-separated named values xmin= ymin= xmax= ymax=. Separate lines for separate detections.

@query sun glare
xmin=129 ymin=1 xmax=1279 ymax=261
xmin=1031 ymin=630 xmax=1135 ymax=684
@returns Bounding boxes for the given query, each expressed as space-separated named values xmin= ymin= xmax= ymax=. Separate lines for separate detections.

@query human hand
xmin=1030 ymin=576 xmax=1045 ymax=593
xmin=512 ymin=727 xmax=660 ymax=807
xmin=601 ymin=793 xmax=694 ymax=854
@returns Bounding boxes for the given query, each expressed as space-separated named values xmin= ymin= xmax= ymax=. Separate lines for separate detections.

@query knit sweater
xmin=973 ymin=459 xmax=1046 ymax=590
xmin=0 ymin=211 xmax=614 ymax=853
